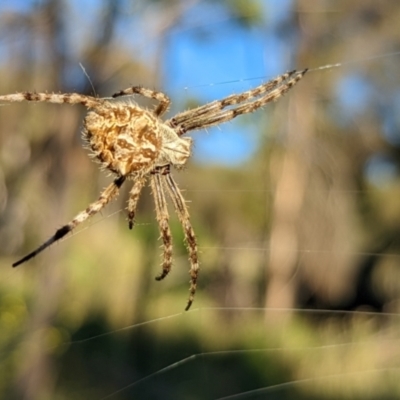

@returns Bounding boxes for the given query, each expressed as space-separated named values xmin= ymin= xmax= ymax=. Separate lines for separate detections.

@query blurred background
xmin=1 ymin=0 xmax=400 ymax=399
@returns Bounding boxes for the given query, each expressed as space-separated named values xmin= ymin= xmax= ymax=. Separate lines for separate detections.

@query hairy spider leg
xmin=13 ymin=176 xmax=126 ymax=267
xmin=150 ymin=171 xmax=174 ymax=281
xmin=160 ymin=168 xmax=199 ymax=310
xmin=127 ymin=176 xmax=148 ymax=229
xmin=167 ymin=69 xmax=308 ymax=134
xmin=0 ymin=91 xmax=100 ymax=108
xmin=112 ymin=86 xmax=171 ymax=117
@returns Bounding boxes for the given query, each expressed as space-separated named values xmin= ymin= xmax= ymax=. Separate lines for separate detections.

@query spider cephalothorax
xmin=2 ymin=69 xmax=307 ymax=309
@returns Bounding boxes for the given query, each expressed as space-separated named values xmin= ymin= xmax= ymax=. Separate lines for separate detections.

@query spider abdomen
xmin=84 ymin=103 xmax=162 ymax=176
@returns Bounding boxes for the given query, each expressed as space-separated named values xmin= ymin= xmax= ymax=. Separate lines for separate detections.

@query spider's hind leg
xmin=160 ymin=168 xmax=199 ymax=310
xmin=127 ymin=176 xmax=147 ymax=229
xmin=13 ymin=176 xmax=126 ymax=267
xmin=150 ymin=170 xmax=173 ymax=281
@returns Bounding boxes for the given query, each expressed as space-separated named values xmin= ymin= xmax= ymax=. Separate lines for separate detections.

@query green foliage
xmin=225 ymin=0 xmax=265 ymax=27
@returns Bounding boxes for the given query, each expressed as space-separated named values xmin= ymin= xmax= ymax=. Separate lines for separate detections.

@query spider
xmin=1 ymin=68 xmax=307 ymax=310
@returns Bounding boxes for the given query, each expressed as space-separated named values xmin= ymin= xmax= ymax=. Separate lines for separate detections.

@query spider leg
xmin=167 ymin=69 xmax=307 ymax=134
xmin=127 ymin=176 xmax=147 ymax=229
xmin=159 ymin=167 xmax=199 ymax=310
xmin=150 ymin=171 xmax=173 ymax=281
xmin=0 ymin=92 xmax=100 ymax=109
xmin=12 ymin=176 xmax=126 ymax=267
xmin=111 ymin=87 xmax=171 ymax=117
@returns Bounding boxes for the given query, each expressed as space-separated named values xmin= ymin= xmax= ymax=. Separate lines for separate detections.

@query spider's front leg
xmin=13 ymin=176 xmax=126 ymax=267
xmin=112 ymin=86 xmax=171 ymax=117
xmin=167 ymin=69 xmax=308 ymax=135
xmin=0 ymin=91 xmax=101 ymax=109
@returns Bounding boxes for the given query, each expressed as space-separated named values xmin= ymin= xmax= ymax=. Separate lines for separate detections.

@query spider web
xmin=2 ymin=1 xmax=400 ymax=399
xmin=18 ymin=52 xmax=400 ymax=399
